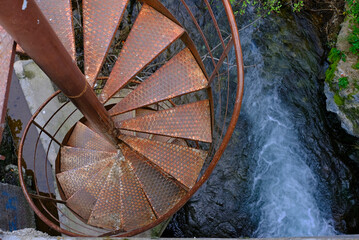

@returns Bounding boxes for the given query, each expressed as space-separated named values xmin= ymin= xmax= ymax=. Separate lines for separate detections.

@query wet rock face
xmin=325 ymin=19 xmax=359 ymax=138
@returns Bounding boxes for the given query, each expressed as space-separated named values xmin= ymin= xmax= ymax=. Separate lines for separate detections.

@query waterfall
xmin=241 ymin=35 xmax=335 ymax=237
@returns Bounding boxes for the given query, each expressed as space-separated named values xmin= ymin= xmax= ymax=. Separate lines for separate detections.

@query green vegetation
xmin=334 ymin=93 xmax=345 ymax=106
xmin=325 ymin=0 xmax=359 ymax=95
xmin=325 ymin=62 xmax=338 ymax=84
xmin=338 ymin=76 xmax=349 ymax=89
xmin=347 ymin=0 xmax=359 ymax=60
xmin=354 ymin=80 xmax=359 ymax=90
xmin=346 ymin=0 xmax=359 ymax=71
xmin=328 ymin=48 xmax=346 ymax=63
xmin=325 ymin=48 xmax=346 ymax=85
xmin=324 ymin=0 xmax=359 ymax=108
xmin=352 ymin=61 xmax=359 ymax=69
xmin=228 ymin=0 xmax=304 ymax=16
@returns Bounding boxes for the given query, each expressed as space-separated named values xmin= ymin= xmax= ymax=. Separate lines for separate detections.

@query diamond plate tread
xmin=88 ymin=157 xmax=156 ymax=231
xmin=60 ymin=146 xmax=117 ymax=172
xmin=87 ymin=161 xmax=124 ymax=231
xmin=118 ymin=158 xmax=156 ymax=231
xmin=66 ymin=158 xmax=115 ymax=220
xmin=0 ymin=26 xmax=14 ymax=140
xmin=35 ymin=0 xmax=75 ymax=60
xmin=83 ymin=0 xmax=129 ymax=86
xmin=121 ymin=144 xmax=187 ymax=217
xmin=119 ymin=135 xmax=208 ymax=189
xmin=100 ymin=4 xmax=184 ymax=102
xmin=108 ymin=48 xmax=208 ymax=116
xmin=67 ymin=122 xmax=117 ymax=152
xmin=115 ymin=100 xmax=212 ymax=143
xmin=57 ymin=158 xmax=115 ymax=199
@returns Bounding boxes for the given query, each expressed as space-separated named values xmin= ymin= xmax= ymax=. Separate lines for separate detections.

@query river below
xmin=163 ymin=3 xmax=359 ymax=238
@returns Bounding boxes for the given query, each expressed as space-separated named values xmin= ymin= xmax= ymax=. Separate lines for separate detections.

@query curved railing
xmin=17 ymin=0 xmax=244 ymax=236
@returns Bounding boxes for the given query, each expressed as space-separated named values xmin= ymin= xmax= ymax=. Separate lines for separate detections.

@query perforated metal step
xmin=99 ymin=4 xmax=184 ymax=102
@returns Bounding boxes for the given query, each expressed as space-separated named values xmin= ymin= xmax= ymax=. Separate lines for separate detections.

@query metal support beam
xmin=0 ymin=0 xmax=119 ymax=146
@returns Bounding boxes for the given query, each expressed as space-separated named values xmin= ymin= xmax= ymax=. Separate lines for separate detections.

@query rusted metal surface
xmin=66 ymin=159 xmax=114 ymax=220
xmin=139 ymin=0 xmax=209 ymax=78
xmin=83 ymin=0 xmax=129 ymax=86
xmin=121 ymin=144 xmax=187 ymax=217
xmin=180 ymin=0 xmax=216 ymax=68
xmin=35 ymin=0 xmax=76 ymax=60
xmin=32 ymin=120 xmax=62 ymax=146
xmin=67 ymin=122 xmax=117 ymax=152
xmin=29 ymin=193 xmax=66 ymax=204
xmin=99 ymin=4 xmax=184 ymax=103
xmin=87 ymin=156 xmax=157 ymax=231
xmin=119 ymin=159 xmax=157 ymax=231
xmin=105 ymin=2 xmax=244 ymax=232
xmin=87 ymin=161 xmax=125 ymax=231
xmin=108 ymin=48 xmax=208 ymax=116
xmin=0 ymin=26 xmax=15 ymax=141
xmin=0 ymin=0 xmax=118 ymax=147
xmin=116 ymin=100 xmax=212 ymax=142
xmin=119 ymin=135 xmax=207 ymax=189
xmin=57 ymin=158 xmax=114 ymax=199
xmin=61 ymin=146 xmax=117 ymax=172
xmin=14 ymin=0 xmax=245 ymax=237
xmin=204 ymin=0 xmax=225 ymax=48
xmin=208 ymin=38 xmax=234 ymax=85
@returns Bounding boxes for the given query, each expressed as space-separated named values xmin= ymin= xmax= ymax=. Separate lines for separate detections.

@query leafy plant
xmin=338 ymin=76 xmax=349 ymax=89
xmin=352 ymin=61 xmax=359 ymax=69
xmin=229 ymin=0 xmax=304 ymax=16
xmin=326 ymin=48 xmax=346 ymax=84
xmin=347 ymin=0 xmax=359 ymax=57
xmin=328 ymin=48 xmax=346 ymax=63
xmin=348 ymin=29 xmax=359 ymax=54
xmin=292 ymin=0 xmax=304 ymax=12
xmin=347 ymin=0 xmax=359 ymax=24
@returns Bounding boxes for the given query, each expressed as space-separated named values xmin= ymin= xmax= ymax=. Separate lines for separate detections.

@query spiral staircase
xmin=0 ymin=0 xmax=244 ymax=237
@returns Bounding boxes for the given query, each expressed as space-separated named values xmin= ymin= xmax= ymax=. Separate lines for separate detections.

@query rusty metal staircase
xmin=0 ymin=0 xmax=244 ymax=237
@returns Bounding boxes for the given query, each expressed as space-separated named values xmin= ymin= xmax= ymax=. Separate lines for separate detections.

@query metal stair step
xmin=88 ymin=157 xmax=156 ymax=231
xmin=60 ymin=146 xmax=117 ymax=172
xmin=67 ymin=121 xmax=117 ymax=152
xmin=66 ymin=158 xmax=115 ymax=220
xmin=83 ymin=0 xmax=130 ymax=86
xmin=87 ymin=161 xmax=124 ymax=231
xmin=99 ymin=3 xmax=184 ymax=102
xmin=35 ymin=0 xmax=75 ymax=60
xmin=56 ymin=157 xmax=115 ymax=199
xmin=115 ymin=100 xmax=212 ymax=143
xmin=119 ymin=135 xmax=208 ymax=189
xmin=121 ymin=144 xmax=187 ymax=217
xmin=108 ymin=48 xmax=208 ymax=116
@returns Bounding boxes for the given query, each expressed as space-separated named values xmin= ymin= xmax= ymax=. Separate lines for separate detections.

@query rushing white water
xmin=239 ymin=16 xmax=336 ymax=238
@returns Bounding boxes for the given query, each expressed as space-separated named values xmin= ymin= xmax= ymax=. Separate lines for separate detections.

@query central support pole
xmin=0 ymin=0 xmax=119 ymax=146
